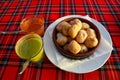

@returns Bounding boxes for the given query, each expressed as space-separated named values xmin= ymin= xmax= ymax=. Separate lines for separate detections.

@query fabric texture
xmin=0 ymin=0 xmax=120 ymax=80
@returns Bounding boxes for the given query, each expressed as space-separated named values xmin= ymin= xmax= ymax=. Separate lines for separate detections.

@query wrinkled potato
xmin=85 ymin=36 xmax=98 ymax=48
xmin=76 ymin=30 xmax=88 ymax=43
xmin=56 ymin=33 xmax=68 ymax=46
xmin=68 ymin=40 xmax=81 ymax=54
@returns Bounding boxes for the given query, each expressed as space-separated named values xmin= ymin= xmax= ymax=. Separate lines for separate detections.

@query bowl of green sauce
xmin=15 ymin=33 xmax=44 ymax=62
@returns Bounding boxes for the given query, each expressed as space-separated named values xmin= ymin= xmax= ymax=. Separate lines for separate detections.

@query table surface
xmin=0 ymin=0 xmax=120 ymax=80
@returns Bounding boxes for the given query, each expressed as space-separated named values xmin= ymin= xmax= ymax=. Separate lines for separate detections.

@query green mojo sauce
xmin=20 ymin=38 xmax=42 ymax=59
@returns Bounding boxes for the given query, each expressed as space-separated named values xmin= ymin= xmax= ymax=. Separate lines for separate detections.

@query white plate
xmin=43 ymin=15 xmax=112 ymax=73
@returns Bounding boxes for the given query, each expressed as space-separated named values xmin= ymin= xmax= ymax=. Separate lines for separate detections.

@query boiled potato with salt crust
xmin=70 ymin=19 xmax=82 ymax=27
xmin=82 ymin=22 xmax=90 ymax=29
xmin=56 ymin=33 xmax=68 ymax=46
xmin=56 ymin=21 xmax=71 ymax=34
xmin=85 ymin=36 xmax=98 ymax=48
xmin=68 ymin=40 xmax=81 ymax=54
xmin=76 ymin=30 xmax=88 ymax=43
xmin=56 ymin=21 xmax=71 ymax=36
xmin=68 ymin=24 xmax=82 ymax=38
xmin=86 ymin=28 xmax=96 ymax=37
xmin=80 ymin=44 xmax=88 ymax=53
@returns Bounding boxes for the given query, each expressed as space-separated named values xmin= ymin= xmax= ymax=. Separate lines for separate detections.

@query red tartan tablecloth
xmin=0 ymin=0 xmax=120 ymax=80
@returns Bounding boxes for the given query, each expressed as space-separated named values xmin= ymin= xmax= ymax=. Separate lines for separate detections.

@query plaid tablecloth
xmin=0 ymin=0 xmax=120 ymax=80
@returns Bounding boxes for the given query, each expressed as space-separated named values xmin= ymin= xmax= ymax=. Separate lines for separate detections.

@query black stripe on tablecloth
xmin=83 ymin=0 xmax=90 ymax=15
xmin=106 ymin=0 xmax=120 ymax=26
xmin=71 ymin=0 xmax=76 ymax=15
xmin=60 ymin=0 xmax=64 ymax=17
xmin=94 ymin=0 xmax=106 ymax=23
xmin=34 ymin=0 xmax=42 ymax=15
xmin=0 ymin=1 xmax=12 ymax=20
